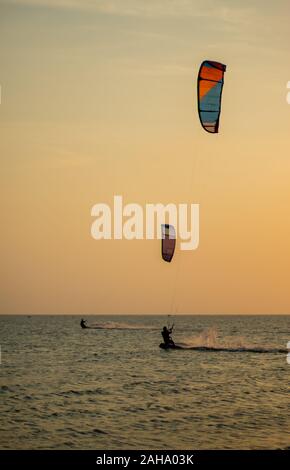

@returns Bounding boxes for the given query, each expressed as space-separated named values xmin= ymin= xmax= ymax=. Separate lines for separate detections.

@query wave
xmin=166 ymin=327 xmax=288 ymax=354
xmin=55 ymin=387 xmax=107 ymax=397
xmin=161 ymin=343 xmax=287 ymax=353
xmin=84 ymin=321 xmax=157 ymax=331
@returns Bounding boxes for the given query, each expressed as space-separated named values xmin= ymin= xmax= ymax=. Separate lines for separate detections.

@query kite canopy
xmin=197 ymin=60 xmax=226 ymax=133
xmin=161 ymin=224 xmax=176 ymax=263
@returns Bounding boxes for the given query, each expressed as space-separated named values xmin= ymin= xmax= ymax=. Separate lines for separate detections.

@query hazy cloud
xmin=1 ymin=0 xmax=255 ymax=24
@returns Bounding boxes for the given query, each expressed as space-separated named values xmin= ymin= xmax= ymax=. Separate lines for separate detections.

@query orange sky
xmin=0 ymin=0 xmax=290 ymax=314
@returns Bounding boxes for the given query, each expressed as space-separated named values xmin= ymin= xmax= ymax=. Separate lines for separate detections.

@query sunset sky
xmin=1 ymin=0 xmax=290 ymax=314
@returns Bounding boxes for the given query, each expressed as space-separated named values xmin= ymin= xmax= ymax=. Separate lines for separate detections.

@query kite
xmin=197 ymin=60 xmax=227 ymax=133
xmin=161 ymin=224 xmax=176 ymax=262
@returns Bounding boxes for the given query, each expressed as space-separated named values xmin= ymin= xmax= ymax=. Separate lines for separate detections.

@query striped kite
xmin=197 ymin=60 xmax=227 ymax=133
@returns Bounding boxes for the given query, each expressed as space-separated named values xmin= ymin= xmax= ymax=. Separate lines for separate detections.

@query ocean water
xmin=0 ymin=315 xmax=289 ymax=450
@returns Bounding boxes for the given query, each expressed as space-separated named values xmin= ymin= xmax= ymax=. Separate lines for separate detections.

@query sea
xmin=0 ymin=315 xmax=289 ymax=450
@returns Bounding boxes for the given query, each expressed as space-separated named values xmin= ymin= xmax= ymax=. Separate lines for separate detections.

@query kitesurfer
xmin=161 ymin=326 xmax=175 ymax=347
xmin=80 ymin=318 xmax=87 ymax=329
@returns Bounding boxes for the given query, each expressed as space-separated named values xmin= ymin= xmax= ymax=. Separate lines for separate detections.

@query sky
xmin=0 ymin=0 xmax=290 ymax=314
